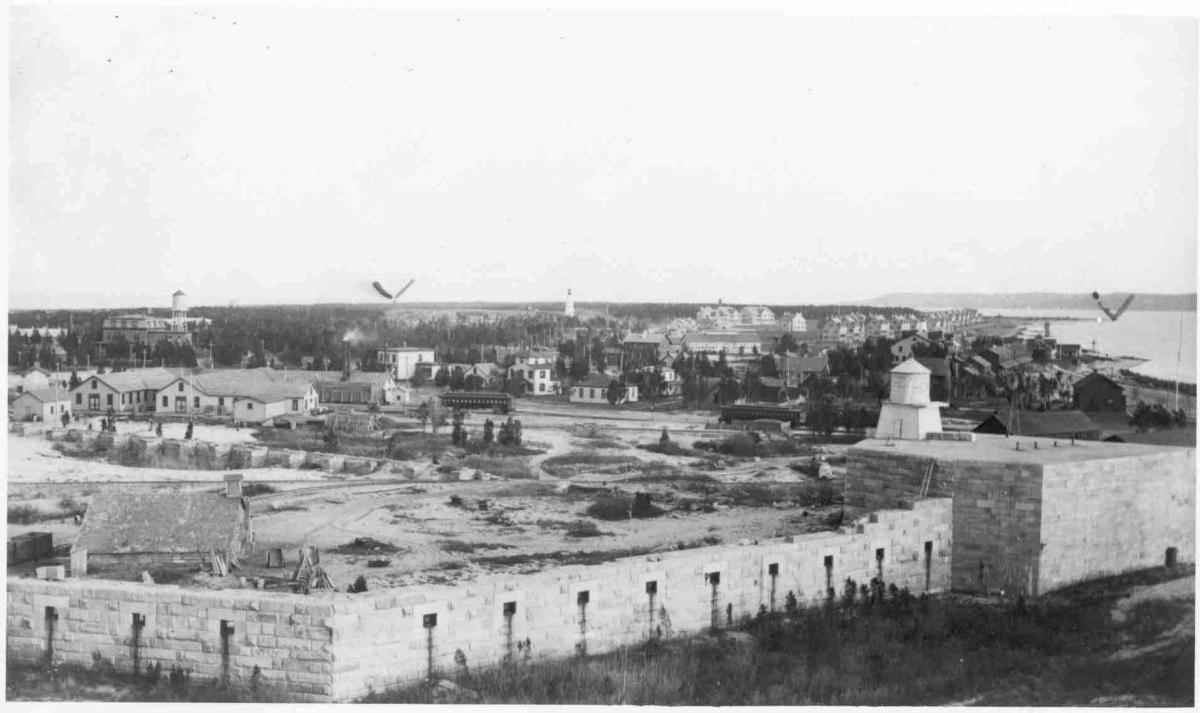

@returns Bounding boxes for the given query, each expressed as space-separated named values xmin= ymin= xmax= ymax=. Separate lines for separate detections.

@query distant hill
xmin=862 ymin=292 xmax=1196 ymax=311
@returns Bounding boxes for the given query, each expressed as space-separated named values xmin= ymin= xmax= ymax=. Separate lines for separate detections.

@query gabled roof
xmin=574 ymin=374 xmax=615 ymax=389
xmin=780 ymin=354 xmax=829 ymax=373
xmin=975 ymin=409 xmax=1100 ymax=437
xmin=894 ymin=333 xmax=935 ymax=346
xmin=1073 ymin=372 xmax=1123 ymax=391
xmin=75 ymin=489 xmax=248 ymax=555
xmin=284 ymin=370 xmax=394 ymax=386
xmin=622 ymin=333 xmax=667 ymax=345
xmin=86 ymin=367 xmax=183 ymax=393
xmin=684 ymin=331 xmax=762 ymax=344
xmin=915 ymin=357 xmax=950 ymax=378
xmin=14 ymin=388 xmax=70 ymax=403
xmin=239 ymin=382 xmax=315 ymax=404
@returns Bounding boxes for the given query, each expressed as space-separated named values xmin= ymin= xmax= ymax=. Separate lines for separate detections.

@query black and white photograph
xmin=4 ymin=1 xmax=1197 ymax=706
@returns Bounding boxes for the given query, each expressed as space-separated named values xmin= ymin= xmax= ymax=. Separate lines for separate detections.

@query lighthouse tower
xmin=564 ymin=288 xmax=575 ymax=318
xmin=874 ymin=358 xmax=944 ymax=440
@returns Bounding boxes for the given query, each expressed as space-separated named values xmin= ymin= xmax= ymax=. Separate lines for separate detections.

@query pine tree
xmin=184 ymin=421 xmax=194 ymax=440
xmin=68 ymin=370 xmax=81 ymax=390
xmin=483 ymin=419 xmax=495 ymax=444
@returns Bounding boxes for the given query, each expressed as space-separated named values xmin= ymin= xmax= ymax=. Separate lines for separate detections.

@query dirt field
xmin=8 ymin=402 xmax=849 ymax=590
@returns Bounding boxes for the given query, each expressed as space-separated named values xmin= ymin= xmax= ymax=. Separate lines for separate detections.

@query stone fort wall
xmin=846 ymin=440 xmax=1196 ymax=596
xmin=1039 ymin=450 xmax=1195 ymax=593
xmin=7 ymin=498 xmax=952 ymax=702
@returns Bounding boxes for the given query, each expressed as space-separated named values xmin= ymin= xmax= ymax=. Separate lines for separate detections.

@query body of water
xmin=974 ymin=308 xmax=1196 ymax=385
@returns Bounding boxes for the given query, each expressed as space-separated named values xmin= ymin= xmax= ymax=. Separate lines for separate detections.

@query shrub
xmin=694 ymin=433 xmax=757 ymax=457
xmin=8 ymin=504 xmax=42 ymax=524
xmin=348 ymin=575 xmax=368 ymax=594
xmin=57 ymin=495 xmax=87 ymax=518
xmin=585 ymin=493 xmax=664 ymax=521
xmin=566 ymin=520 xmax=602 ymax=538
xmin=113 ymin=438 xmax=147 ymax=466
xmin=241 ymin=482 xmax=277 ymax=497
xmin=639 ymin=441 xmax=697 ymax=457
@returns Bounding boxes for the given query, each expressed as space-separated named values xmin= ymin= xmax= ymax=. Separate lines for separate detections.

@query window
xmin=218 ymin=397 xmax=224 ymax=406
xmin=50 ymin=405 xmax=55 ymax=415
xmin=194 ymin=397 xmax=200 ymax=408
xmin=76 ymin=394 xmax=82 ymax=405
xmin=106 ymin=395 xmax=113 ymax=405
xmin=538 ymin=383 xmax=545 ymax=392
xmin=645 ymin=581 xmax=657 ymax=594
xmin=92 ymin=381 xmax=97 ymax=389
xmin=246 ymin=403 xmax=253 ymax=411
xmin=503 ymin=601 xmax=517 ymax=616
xmin=163 ymin=396 xmax=169 ymax=407
xmin=422 ymin=613 xmax=437 ymax=628
xmin=178 ymin=383 xmax=184 ymax=392
xmin=589 ymin=388 xmax=595 ymax=399
xmin=576 ymin=591 xmax=590 ymax=605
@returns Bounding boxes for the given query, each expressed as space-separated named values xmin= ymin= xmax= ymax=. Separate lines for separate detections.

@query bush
xmin=241 ymin=483 xmax=277 ymax=497
xmin=113 ymin=438 xmax=147 ymax=466
xmin=57 ymin=495 xmax=87 ymax=518
xmin=8 ymin=504 xmax=42 ymax=524
xmin=566 ymin=520 xmax=602 ymax=537
xmin=639 ymin=441 xmax=697 ymax=457
xmin=348 ymin=575 xmax=368 ymax=593
xmin=694 ymin=433 xmax=758 ymax=457
xmin=585 ymin=493 xmax=664 ymax=521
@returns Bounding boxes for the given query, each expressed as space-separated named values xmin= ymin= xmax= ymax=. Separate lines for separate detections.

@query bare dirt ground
xmin=8 ymin=401 xmax=847 ymax=590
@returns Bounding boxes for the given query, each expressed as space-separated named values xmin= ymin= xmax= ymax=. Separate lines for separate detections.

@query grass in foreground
xmin=7 ymin=568 xmax=1192 ymax=705
xmin=365 ymin=567 xmax=1194 ymax=706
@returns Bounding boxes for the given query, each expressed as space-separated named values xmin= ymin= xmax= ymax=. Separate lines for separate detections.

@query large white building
xmin=377 ymin=347 xmax=436 ymax=381
xmin=740 ymin=306 xmax=776 ymax=326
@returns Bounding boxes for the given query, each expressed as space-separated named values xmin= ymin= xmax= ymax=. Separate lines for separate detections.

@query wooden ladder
xmin=919 ymin=459 xmax=936 ymax=499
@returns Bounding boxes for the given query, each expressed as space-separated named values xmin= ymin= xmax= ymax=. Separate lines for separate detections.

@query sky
xmin=7 ymin=5 xmax=1198 ymax=309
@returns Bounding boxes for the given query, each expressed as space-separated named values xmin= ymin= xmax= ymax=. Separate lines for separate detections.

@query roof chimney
xmin=224 ymin=473 xmax=244 ymax=498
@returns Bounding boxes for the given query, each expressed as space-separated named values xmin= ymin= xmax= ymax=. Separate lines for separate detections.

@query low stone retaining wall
xmin=39 ymin=428 xmax=411 ymax=477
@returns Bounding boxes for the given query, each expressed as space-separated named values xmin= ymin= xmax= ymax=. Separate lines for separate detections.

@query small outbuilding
xmin=1072 ymin=372 xmax=1127 ymax=412
xmin=10 ymin=388 xmax=71 ymax=422
xmin=72 ymin=475 xmax=253 ymax=575
xmin=972 ymin=409 xmax=1101 ymax=441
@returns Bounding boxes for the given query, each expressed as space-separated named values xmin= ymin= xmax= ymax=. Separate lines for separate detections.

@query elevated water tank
xmin=172 ymin=290 xmax=189 ymax=312
xmin=888 ymin=358 xmax=931 ymax=405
